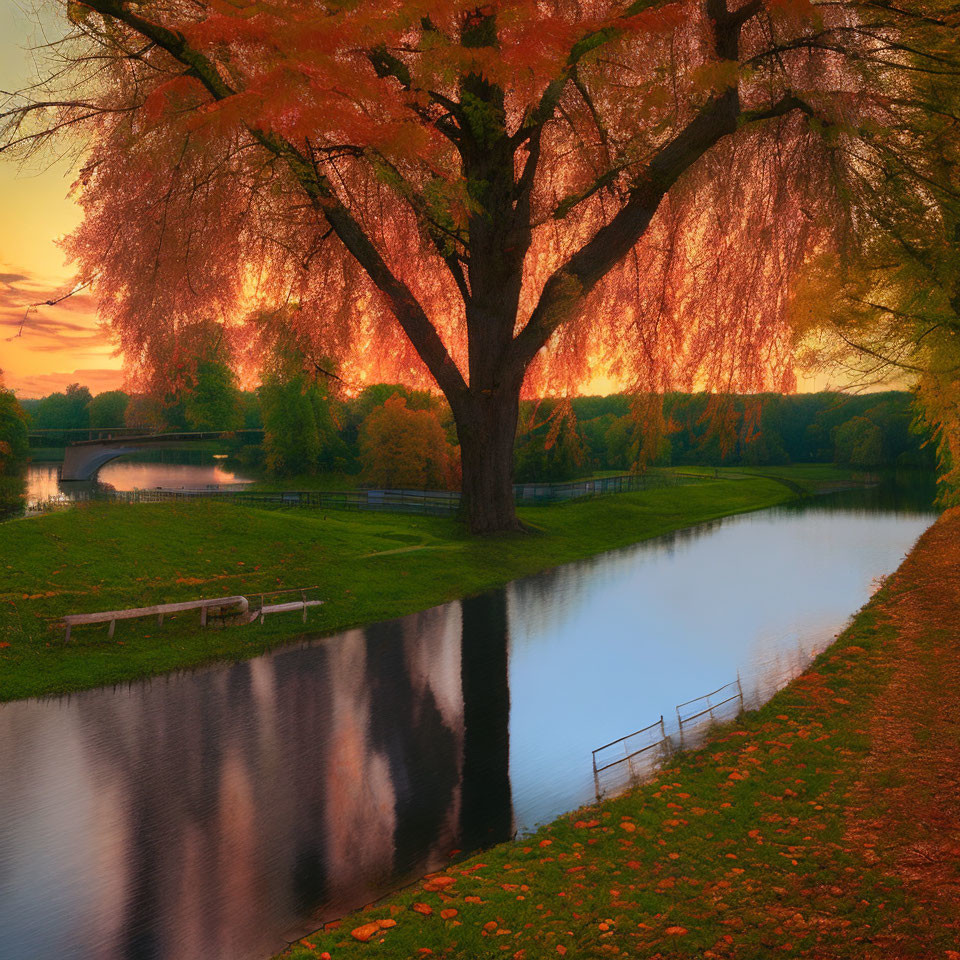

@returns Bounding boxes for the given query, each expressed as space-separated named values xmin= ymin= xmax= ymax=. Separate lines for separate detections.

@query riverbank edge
xmin=0 ymin=473 xmax=818 ymax=703
xmin=279 ymin=508 xmax=955 ymax=960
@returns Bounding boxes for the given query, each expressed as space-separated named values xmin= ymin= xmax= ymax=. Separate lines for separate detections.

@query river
xmin=0 ymin=479 xmax=937 ymax=960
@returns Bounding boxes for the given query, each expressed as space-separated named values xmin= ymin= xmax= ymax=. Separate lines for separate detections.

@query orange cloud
xmin=1 ymin=267 xmax=121 ymax=397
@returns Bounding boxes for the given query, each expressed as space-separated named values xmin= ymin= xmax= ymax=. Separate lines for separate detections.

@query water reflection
xmin=506 ymin=498 xmax=935 ymax=825
xmin=0 ymin=599 xmax=515 ymax=960
xmin=23 ymin=457 xmax=254 ymax=510
xmin=0 ymin=482 xmax=937 ymax=960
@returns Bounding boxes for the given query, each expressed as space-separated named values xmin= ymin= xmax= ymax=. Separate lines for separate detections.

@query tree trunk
xmin=454 ymin=386 xmax=522 ymax=534
xmin=458 ymin=591 xmax=513 ymax=849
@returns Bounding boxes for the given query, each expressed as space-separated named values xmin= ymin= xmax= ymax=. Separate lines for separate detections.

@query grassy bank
xmin=0 ymin=473 xmax=808 ymax=702
xmin=280 ymin=508 xmax=960 ymax=960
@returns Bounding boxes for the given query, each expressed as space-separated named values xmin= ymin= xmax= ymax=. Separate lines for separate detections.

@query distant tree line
xmin=514 ymin=391 xmax=933 ymax=482
xmin=15 ymin=354 xmax=933 ymax=486
xmin=0 ymin=381 xmax=29 ymax=476
xmin=0 ymin=375 xmax=30 ymax=517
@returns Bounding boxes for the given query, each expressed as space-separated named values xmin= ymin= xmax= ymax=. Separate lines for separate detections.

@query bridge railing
xmin=28 ymin=428 xmax=265 ymax=447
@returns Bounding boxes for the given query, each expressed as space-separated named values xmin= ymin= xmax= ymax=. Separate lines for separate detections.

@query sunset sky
xmin=0 ymin=3 xmax=853 ymax=401
xmin=0 ymin=1 xmax=123 ymax=399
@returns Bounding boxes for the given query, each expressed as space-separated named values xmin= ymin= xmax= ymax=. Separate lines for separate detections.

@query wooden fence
xmin=58 ymin=585 xmax=326 ymax=641
xmin=50 ymin=470 xmax=710 ymax=518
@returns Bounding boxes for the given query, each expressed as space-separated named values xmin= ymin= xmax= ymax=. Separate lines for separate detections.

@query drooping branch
xmin=61 ymin=0 xmax=470 ymax=400
xmin=521 ymin=0 xmax=679 ymax=136
xmin=7 ymin=0 xmax=944 ymax=431
xmin=365 ymin=150 xmax=473 ymax=305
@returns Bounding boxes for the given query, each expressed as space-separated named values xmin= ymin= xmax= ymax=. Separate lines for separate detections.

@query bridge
xmin=31 ymin=429 xmax=264 ymax=481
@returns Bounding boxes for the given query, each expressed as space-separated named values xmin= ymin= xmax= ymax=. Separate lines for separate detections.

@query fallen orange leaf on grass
xmin=350 ymin=921 xmax=381 ymax=942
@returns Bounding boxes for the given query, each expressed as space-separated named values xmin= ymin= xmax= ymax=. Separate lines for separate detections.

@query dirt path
xmin=843 ymin=509 xmax=960 ymax=956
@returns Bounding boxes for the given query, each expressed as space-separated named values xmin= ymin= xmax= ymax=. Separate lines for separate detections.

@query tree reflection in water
xmin=0 ymin=596 xmax=513 ymax=960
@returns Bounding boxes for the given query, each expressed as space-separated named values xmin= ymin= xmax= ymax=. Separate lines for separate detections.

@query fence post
xmin=736 ymin=671 xmax=745 ymax=715
xmin=659 ymin=714 xmax=670 ymax=759
xmin=592 ymin=753 xmax=601 ymax=803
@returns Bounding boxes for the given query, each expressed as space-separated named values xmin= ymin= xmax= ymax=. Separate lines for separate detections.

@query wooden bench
xmin=61 ymin=595 xmax=250 ymax=641
xmin=257 ymin=599 xmax=325 ymax=624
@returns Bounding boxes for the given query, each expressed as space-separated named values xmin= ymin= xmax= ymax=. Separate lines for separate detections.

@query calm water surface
xmin=0 ymin=481 xmax=937 ymax=960
xmin=24 ymin=457 xmax=254 ymax=508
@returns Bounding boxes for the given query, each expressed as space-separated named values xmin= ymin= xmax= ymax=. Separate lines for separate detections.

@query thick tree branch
xmin=741 ymin=93 xmax=816 ymax=123
xmin=510 ymin=90 xmax=742 ymax=376
xmin=507 ymin=0 xmax=790 ymax=379
xmin=511 ymin=88 xmax=815 ymax=378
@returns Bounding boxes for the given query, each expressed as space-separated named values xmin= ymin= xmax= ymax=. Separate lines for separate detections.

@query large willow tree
xmin=3 ymin=0 xmax=958 ymax=529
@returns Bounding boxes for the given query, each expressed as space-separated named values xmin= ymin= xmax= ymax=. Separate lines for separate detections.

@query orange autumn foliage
xmin=359 ymin=393 xmax=458 ymax=490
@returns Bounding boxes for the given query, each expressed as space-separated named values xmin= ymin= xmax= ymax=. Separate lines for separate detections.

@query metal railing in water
xmin=591 ymin=716 xmax=668 ymax=802
xmin=676 ymin=676 xmax=745 ymax=732
xmin=591 ymin=676 xmax=746 ymax=802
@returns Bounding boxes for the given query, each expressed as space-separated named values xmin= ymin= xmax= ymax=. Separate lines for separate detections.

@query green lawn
xmin=0 ymin=472 xmax=810 ymax=702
